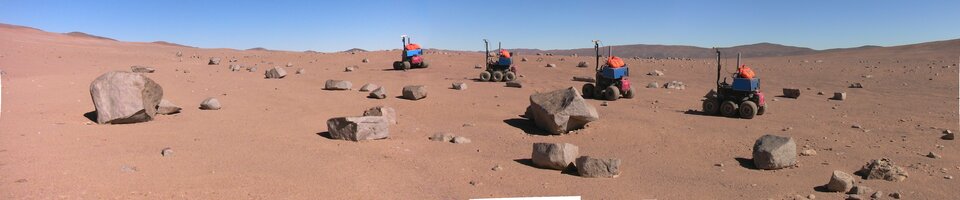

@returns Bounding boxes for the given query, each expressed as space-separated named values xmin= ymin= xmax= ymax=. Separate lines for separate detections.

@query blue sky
xmin=1 ymin=0 xmax=958 ymax=52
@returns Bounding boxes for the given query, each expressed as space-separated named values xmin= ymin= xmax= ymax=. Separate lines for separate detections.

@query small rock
xmin=647 ymin=70 xmax=664 ymax=76
xmin=817 ymin=91 xmax=825 ymax=95
xmin=851 ymin=186 xmax=873 ymax=196
xmin=229 ymin=64 xmax=242 ymax=72
xmin=344 ymin=66 xmax=357 ymax=72
xmin=161 ymin=147 xmax=173 ymax=157
xmin=264 ymin=67 xmax=287 ymax=79
xmin=800 ymin=149 xmax=817 ymax=156
xmin=452 ymin=136 xmax=471 ymax=144
xmin=401 ymin=85 xmax=427 ymax=100
xmin=826 ymin=170 xmax=856 ymax=192
xmin=852 ymin=124 xmax=862 ymax=129
xmin=130 ymin=65 xmax=155 ymax=73
xmin=845 ymin=194 xmax=862 ymax=200
xmin=943 ymin=130 xmax=955 ymax=140
xmin=646 ymin=82 xmax=659 ymax=88
xmin=664 ymin=81 xmax=686 ymax=90
xmin=491 ymin=164 xmax=503 ymax=171
xmin=120 ymin=165 xmax=138 ymax=173
xmin=199 ymin=97 xmax=221 ymax=110
xmin=783 ymin=88 xmax=801 ymax=98
xmin=324 ymin=80 xmax=353 ymax=90
xmin=362 ymin=58 xmax=369 ymax=63
xmin=850 ymin=83 xmax=864 ymax=88
xmin=157 ymin=99 xmax=182 ymax=115
xmin=359 ymin=83 xmax=379 ymax=92
xmin=246 ymin=66 xmax=257 ymax=72
xmin=521 ymin=57 xmax=528 ymax=62
xmin=474 ymin=64 xmax=482 ymax=69
xmin=833 ymin=92 xmax=846 ymax=100
xmin=452 ymin=82 xmax=467 ymax=90
xmin=889 ymin=192 xmax=901 ymax=199
xmin=871 ymin=191 xmax=882 ymax=199
xmin=572 ymin=76 xmax=596 ymax=83
xmin=576 ymin=61 xmax=588 ymax=68
xmin=296 ymin=68 xmax=305 ymax=74
xmin=600 ymin=102 xmax=608 ymax=106
xmin=429 ymin=133 xmax=455 ymax=142
xmin=469 ymin=180 xmax=481 ymax=186
xmin=546 ymin=63 xmax=556 ymax=68
xmin=369 ymin=87 xmax=387 ymax=99
xmin=945 ymin=175 xmax=954 ymax=179
xmin=208 ymin=57 xmax=221 ymax=65
xmin=575 ymin=156 xmax=621 ymax=178
xmin=926 ymin=152 xmax=941 ymax=159
xmin=505 ymin=80 xmax=523 ymax=88
xmin=285 ymin=62 xmax=293 ymax=67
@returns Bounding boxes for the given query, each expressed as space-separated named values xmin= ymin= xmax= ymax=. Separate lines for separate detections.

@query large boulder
xmin=264 ymin=67 xmax=287 ymax=79
xmin=362 ymin=106 xmax=397 ymax=124
xmin=826 ymin=170 xmax=856 ymax=193
xmin=326 ymin=116 xmax=389 ymax=141
xmin=324 ymin=80 xmax=353 ymax=90
xmin=525 ymin=87 xmax=599 ymax=134
xmin=531 ymin=143 xmax=579 ymax=170
xmin=89 ymin=71 xmax=163 ymax=124
xmin=402 ymin=85 xmax=427 ymax=100
xmin=752 ymin=134 xmax=797 ymax=170
xmin=858 ymin=158 xmax=908 ymax=182
xmin=156 ymin=99 xmax=181 ymax=115
xmin=575 ymin=156 xmax=622 ymax=178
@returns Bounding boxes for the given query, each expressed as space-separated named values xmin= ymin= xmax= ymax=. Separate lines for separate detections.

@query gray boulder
xmin=575 ymin=156 xmax=622 ymax=178
xmin=362 ymin=106 xmax=397 ymax=124
xmin=833 ymin=92 xmax=847 ymax=100
xmin=525 ymin=87 xmax=599 ymax=134
xmin=325 ymin=80 xmax=353 ymax=90
xmin=369 ymin=87 xmax=387 ymax=99
xmin=531 ymin=143 xmax=579 ymax=170
xmin=264 ymin=67 xmax=287 ymax=79
xmin=826 ymin=170 xmax=856 ymax=192
xmin=647 ymin=82 xmax=659 ymax=88
xmin=130 ymin=65 xmax=155 ymax=73
xmin=199 ymin=97 xmax=221 ymax=110
xmin=506 ymin=80 xmax=523 ymax=88
xmin=89 ymin=71 xmax=163 ymax=124
xmin=326 ymin=116 xmax=389 ymax=141
xmin=156 ymin=99 xmax=181 ymax=115
xmin=229 ymin=64 xmax=242 ymax=72
xmin=752 ymin=134 xmax=797 ymax=170
xmin=402 ymin=85 xmax=427 ymax=100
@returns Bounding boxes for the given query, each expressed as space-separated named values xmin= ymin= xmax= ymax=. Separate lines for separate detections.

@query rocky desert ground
xmin=0 ymin=23 xmax=958 ymax=199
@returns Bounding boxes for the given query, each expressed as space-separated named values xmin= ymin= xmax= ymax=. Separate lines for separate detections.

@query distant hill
xmin=509 ymin=42 xmax=816 ymax=59
xmin=151 ymin=41 xmax=195 ymax=48
xmin=342 ymin=48 xmax=367 ymax=53
xmin=63 ymin=32 xmax=117 ymax=41
xmin=247 ymin=47 xmax=270 ymax=51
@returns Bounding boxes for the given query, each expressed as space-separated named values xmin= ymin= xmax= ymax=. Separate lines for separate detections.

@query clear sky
xmin=1 ymin=0 xmax=958 ymax=52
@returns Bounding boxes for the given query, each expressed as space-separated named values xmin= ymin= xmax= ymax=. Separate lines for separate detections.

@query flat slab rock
xmin=326 ymin=116 xmax=389 ymax=141
xmin=325 ymin=80 xmax=353 ymax=90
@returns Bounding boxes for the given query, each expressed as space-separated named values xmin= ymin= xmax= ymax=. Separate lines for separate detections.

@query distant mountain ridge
xmin=508 ymin=42 xmax=817 ymax=59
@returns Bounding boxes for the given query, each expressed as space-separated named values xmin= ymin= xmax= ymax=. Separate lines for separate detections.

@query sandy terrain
xmin=0 ymin=24 xmax=958 ymax=199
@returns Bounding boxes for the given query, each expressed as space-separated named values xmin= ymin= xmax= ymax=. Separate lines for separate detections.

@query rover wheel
xmin=504 ymin=72 xmax=517 ymax=81
xmin=757 ymin=104 xmax=767 ymax=115
xmin=720 ymin=100 xmax=739 ymax=117
xmin=739 ymin=101 xmax=758 ymax=119
xmin=492 ymin=71 xmax=504 ymax=82
xmin=702 ymin=99 xmax=719 ymax=115
xmin=582 ymin=83 xmax=596 ymax=99
xmin=479 ymin=71 xmax=492 ymax=81
xmin=419 ymin=61 xmax=429 ymax=68
xmin=622 ymin=87 xmax=635 ymax=99
xmin=401 ymin=61 xmax=411 ymax=70
xmin=604 ymin=86 xmax=620 ymax=101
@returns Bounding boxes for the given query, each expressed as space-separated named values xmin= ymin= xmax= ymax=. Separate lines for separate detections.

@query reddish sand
xmin=0 ymin=24 xmax=958 ymax=199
